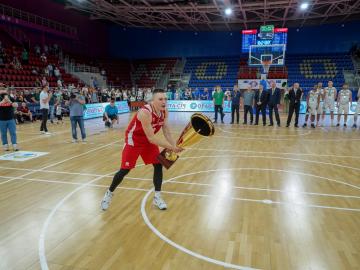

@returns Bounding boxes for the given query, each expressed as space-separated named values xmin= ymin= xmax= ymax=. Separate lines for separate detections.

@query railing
xmin=0 ymin=3 xmax=77 ymax=36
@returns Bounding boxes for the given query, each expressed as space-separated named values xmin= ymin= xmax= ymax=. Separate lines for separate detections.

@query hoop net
xmin=261 ymin=60 xmax=272 ymax=74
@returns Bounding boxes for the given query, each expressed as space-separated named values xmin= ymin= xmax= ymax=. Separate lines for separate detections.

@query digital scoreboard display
xmin=242 ymin=27 xmax=288 ymax=53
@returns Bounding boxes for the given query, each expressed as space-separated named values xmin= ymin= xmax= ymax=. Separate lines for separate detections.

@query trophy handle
xmin=157 ymin=149 xmax=179 ymax=169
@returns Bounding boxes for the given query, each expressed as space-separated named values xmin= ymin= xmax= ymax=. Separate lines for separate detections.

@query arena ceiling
xmin=65 ymin=0 xmax=360 ymax=30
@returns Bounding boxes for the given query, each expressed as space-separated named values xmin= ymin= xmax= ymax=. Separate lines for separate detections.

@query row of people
xmin=213 ymin=81 xmax=360 ymax=128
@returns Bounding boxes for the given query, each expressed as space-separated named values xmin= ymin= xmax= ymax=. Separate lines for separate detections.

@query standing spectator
xmin=193 ymin=88 xmax=201 ymax=100
xmin=49 ymin=91 xmax=56 ymax=124
xmin=243 ymin=85 xmax=255 ymax=125
xmin=21 ymin=49 xmax=28 ymax=65
xmin=35 ymin=45 xmax=41 ymax=56
xmin=47 ymin=63 xmax=54 ymax=77
xmin=286 ymin=83 xmax=303 ymax=128
xmin=67 ymin=91 xmax=86 ymax=142
xmin=200 ymin=88 xmax=209 ymax=100
xmin=144 ymin=88 xmax=153 ymax=102
xmin=230 ymin=85 xmax=241 ymax=124
xmin=213 ymin=86 xmax=225 ymax=123
xmin=39 ymin=86 xmax=51 ymax=135
xmin=57 ymin=79 xmax=63 ymax=89
xmin=55 ymin=101 xmax=63 ymax=124
xmin=254 ymin=84 xmax=268 ymax=126
xmin=93 ymin=77 xmax=99 ymax=89
xmin=91 ymin=88 xmax=99 ymax=103
xmin=0 ymin=92 xmax=18 ymax=151
xmin=268 ymin=81 xmax=281 ymax=127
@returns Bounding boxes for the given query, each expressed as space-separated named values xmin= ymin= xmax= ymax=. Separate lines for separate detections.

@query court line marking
xmin=217 ymin=126 xmax=312 ymax=137
xmin=38 ymin=162 xmax=146 ymax=270
xmin=1 ymin=173 xmax=360 ymax=200
xmin=187 ymin=147 xmax=360 ymax=159
xmin=0 ymin=140 xmax=122 ymax=186
xmin=141 ymin=166 xmax=360 ymax=270
xmin=37 ymin=155 xmax=360 ymax=270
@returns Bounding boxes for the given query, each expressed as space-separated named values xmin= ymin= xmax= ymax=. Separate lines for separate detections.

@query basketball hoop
xmin=261 ymin=60 xmax=272 ymax=74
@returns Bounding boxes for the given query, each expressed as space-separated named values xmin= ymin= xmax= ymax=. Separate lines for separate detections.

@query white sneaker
xmin=3 ymin=144 xmax=9 ymax=151
xmin=153 ymin=195 xmax=167 ymax=210
xmin=101 ymin=190 xmax=113 ymax=211
xmin=40 ymin=131 xmax=45 ymax=134
xmin=72 ymin=139 xmax=78 ymax=143
xmin=82 ymin=139 xmax=87 ymax=143
xmin=13 ymin=144 xmax=19 ymax=151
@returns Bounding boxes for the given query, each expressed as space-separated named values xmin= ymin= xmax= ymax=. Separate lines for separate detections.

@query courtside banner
xmin=84 ymin=101 xmax=129 ymax=120
xmin=300 ymin=101 xmax=357 ymax=115
xmin=238 ymin=79 xmax=287 ymax=89
xmin=167 ymin=100 xmax=231 ymax=113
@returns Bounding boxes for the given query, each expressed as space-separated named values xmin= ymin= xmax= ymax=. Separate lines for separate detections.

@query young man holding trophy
xmin=101 ymin=89 xmax=183 ymax=211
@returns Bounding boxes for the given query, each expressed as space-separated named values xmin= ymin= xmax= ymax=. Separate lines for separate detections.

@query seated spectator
xmin=40 ymin=53 xmax=47 ymax=63
xmin=31 ymin=66 xmax=39 ymax=75
xmin=103 ymin=99 xmax=118 ymax=128
xmin=54 ymin=67 xmax=61 ymax=78
xmin=17 ymin=102 xmax=33 ymax=123
xmin=24 ymin=90 xmax=37 ymax=103
xmin=41 ymin=77 xmax=48 ymax=87
xmin=11 ymin=56 xmax=22 ymax=70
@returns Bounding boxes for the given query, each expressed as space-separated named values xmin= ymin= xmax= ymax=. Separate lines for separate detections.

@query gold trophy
xmin=157 ymin=113 xmax=215 ymax=169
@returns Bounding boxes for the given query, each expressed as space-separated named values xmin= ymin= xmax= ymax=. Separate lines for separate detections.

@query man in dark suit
xmin=268 ymin=81 xmax=281 ymax=126
xmin=230 ymin=85 xmax=241 ymax=124
xmin=254 ymin=84 xmax=268 ymax=126
xmin=286 ymin=83 xmax=303 ymax=127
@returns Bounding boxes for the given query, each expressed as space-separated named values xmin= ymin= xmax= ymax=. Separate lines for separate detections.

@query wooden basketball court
xmin=0 ymin=112 xmax=359 ymax=270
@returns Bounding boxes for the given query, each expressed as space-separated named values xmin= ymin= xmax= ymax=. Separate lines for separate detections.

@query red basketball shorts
xmin=121 ymin=143 xmax=160 ymax=169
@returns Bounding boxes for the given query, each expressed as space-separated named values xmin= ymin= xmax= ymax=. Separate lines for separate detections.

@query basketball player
xmin=316 ymin=82 xmax=324 ymax=126
xmin=353 ymin=87 xmax=360 ymax=128
xmin=336 ymin=83 xmax=352 ymax=127
xmin=303 ymin=86 xmax=320 ymax=128
xmin=322 ymin=81 xmax=337 ymax=126
xmin=101 ymin=89 xmax=183 ymax=211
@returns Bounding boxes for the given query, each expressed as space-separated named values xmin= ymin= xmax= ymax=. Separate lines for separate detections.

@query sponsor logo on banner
xmin=238 ymin=79 xmax=287 ymax=89
xmin=84 ymin=101 xmax=129 ymax=120
xmin=167 ymin=100 xmax=231 ymax=112
xmin=0 ymin=151 xmax=48 ymax=162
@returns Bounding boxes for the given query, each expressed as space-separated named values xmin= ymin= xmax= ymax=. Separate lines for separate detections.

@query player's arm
xmin=162 ymin=109 xmax=177 ymax=147
xmin=138 ymin=109 xmax=181 ymax=152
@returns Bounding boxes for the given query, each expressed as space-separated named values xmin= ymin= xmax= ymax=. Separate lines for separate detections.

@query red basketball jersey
xmin=125 ymin=104 xmax=165 ymax=146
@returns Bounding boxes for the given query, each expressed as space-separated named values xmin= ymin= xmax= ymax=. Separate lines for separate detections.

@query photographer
xmin=0 ymin=90 xmax=19 ymax=151
xmin=66 ymin=90 xmax=86 ymax=143
xmin=104 ymin=99 xmax=119 ymax=128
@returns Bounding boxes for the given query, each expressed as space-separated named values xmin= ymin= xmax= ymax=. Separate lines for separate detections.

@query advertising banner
xmin=84 ymin=101 xmax=129 ymax=120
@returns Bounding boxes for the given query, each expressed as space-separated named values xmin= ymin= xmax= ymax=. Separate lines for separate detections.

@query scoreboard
xmin=242 ymin=26 xmax=288 ymax=53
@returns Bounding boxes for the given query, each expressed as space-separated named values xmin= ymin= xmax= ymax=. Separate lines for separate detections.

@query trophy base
xmin=157 ymin=149 xmax=179 ymax=169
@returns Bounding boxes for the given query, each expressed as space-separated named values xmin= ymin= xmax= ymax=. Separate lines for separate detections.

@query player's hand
xmin=170 ymin=146 xmax=184 ymax=153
